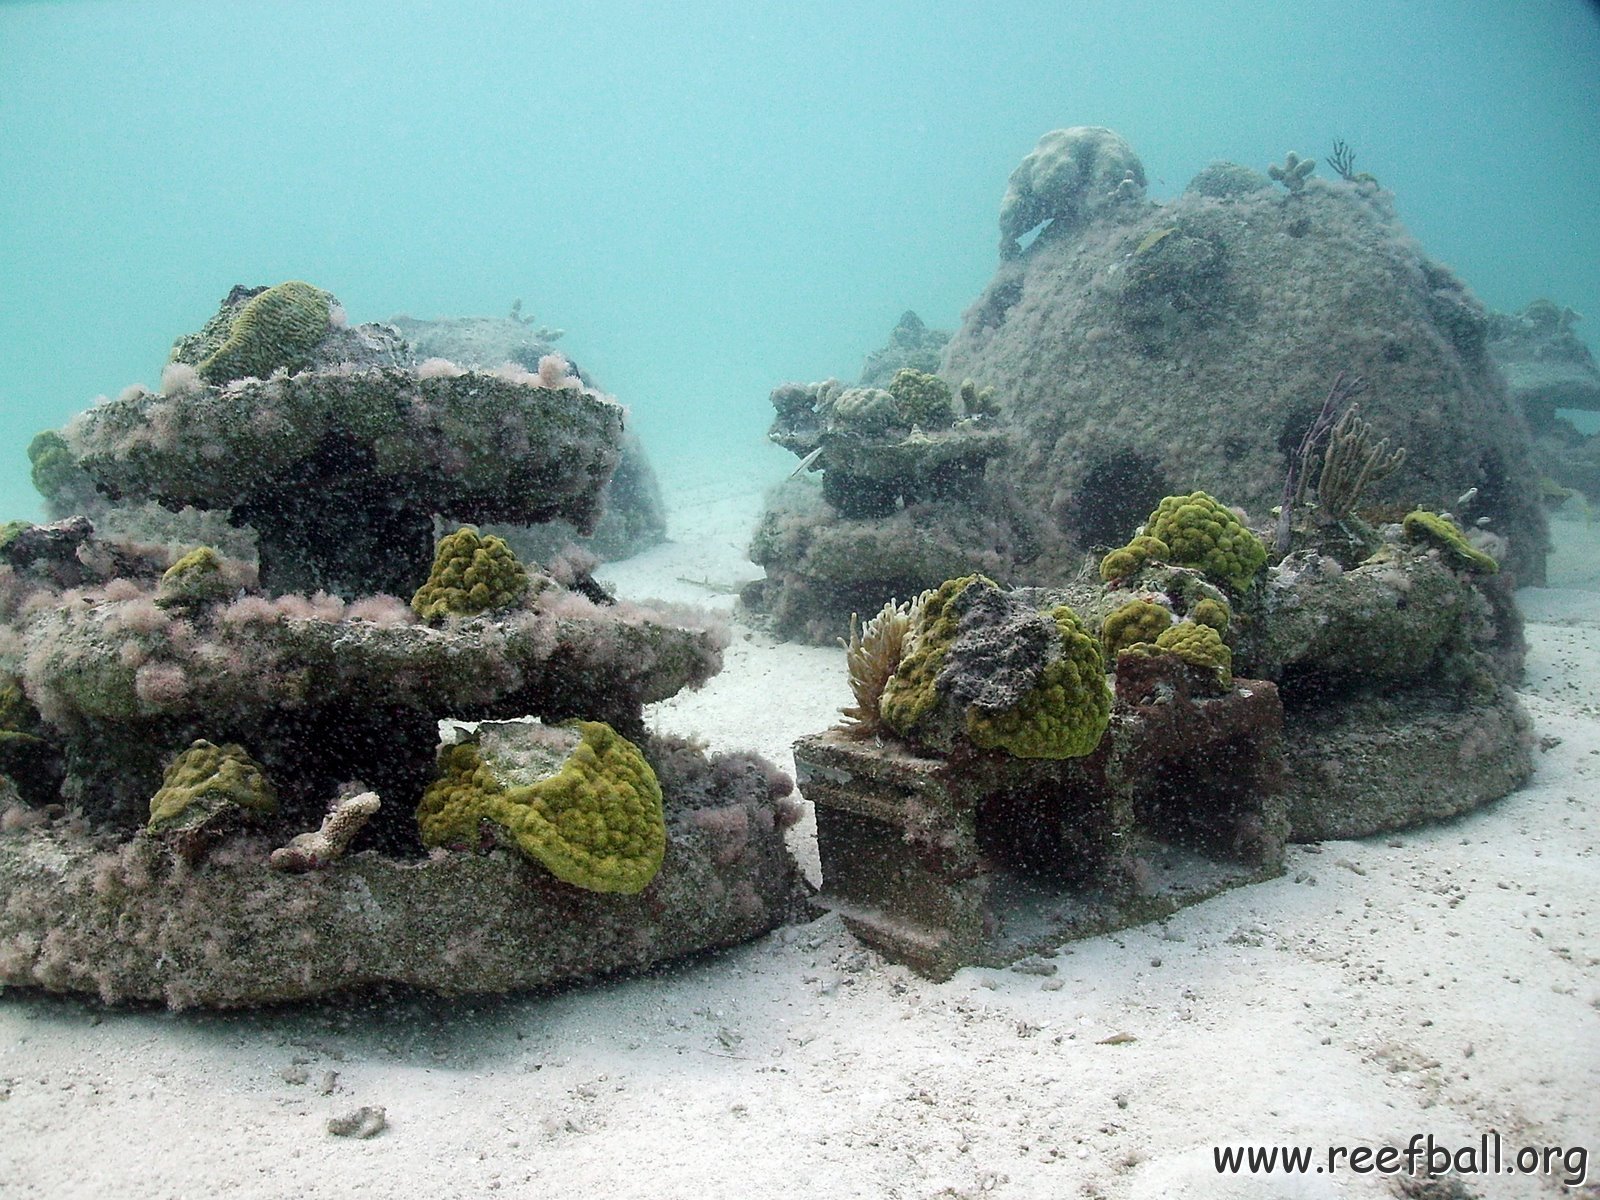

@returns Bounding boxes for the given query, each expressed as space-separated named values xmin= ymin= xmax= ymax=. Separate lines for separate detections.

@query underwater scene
xmin=1 ymin=2 xmax=1597 ymax=1197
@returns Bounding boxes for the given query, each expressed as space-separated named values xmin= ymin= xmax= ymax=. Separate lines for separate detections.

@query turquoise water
xmin=2 ymin=0 xmax=1597 ymax=523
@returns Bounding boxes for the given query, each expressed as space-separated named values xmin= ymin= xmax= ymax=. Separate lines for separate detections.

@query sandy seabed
xmin=1 ymin=453 xmax=1596 ymax=1200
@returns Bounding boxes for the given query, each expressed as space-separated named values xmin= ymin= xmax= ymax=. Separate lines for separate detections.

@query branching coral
xmin=270 ymin=788 xmax=381 ymax=872
xmin=1268 ymin=151 xmax=1316 ymax=193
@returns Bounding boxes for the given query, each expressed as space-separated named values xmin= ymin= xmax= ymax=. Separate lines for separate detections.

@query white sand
xmin=1 ymin=458 xmax=1596 ymax=1200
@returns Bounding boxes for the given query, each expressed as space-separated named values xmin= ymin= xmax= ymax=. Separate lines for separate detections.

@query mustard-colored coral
xmin=887 ymin=368 xmax=955 ymax=427
xmin=411 ymin=526 xmax=530 ymax=620
xmin=197 ymin=281 xmax=333 ymax=384
xmin=1101 ymin=599 xmax=1174 ymax=657
xmin=966 ymin=605 xmax=1111 ymax=759
xmin=1153 ymin=620 xmax=1232 ymax=687
xmin=1402 ymin=510 xmax=1499 ymax=574
xmin=879 ymin=575 xmax=990 ymax=738
xmin=1142 ymin=492 xmax=1266 ymax=592
xmin=1099 ymin=535 xmax=1169 ymax=583
xmin=1188 ymin=597 xmax=1231 ymax=632
xmin=156 ymin=546 xmax=231 ymax=610
xmin=148 ymin=739 xmax=277 ymax=832
xmin=417 ymin=721 xmax=665 ymax=895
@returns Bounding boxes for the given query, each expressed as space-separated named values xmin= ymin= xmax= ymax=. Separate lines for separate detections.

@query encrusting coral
xmin=147 ymin=739 xmax=277 ymax=836
xmin=155 ymin=546 xmax=233 ymax=611
xmin=880 ymin=575 xmax=1112 ymax=760
xmin=1402 ymin=510 xmax=1500 ymax=574
xmin=417 ymin=719 xmax=666 ymax=895
xmin=411 ymin=526 xmax=532 ymax=620
xmin=963 ymin=603 xmax=1111 ymax=759
xmin=879 ymin=575 xmax=983 ymax=738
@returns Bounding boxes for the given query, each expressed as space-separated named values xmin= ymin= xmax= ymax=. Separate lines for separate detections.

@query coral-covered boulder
xmin=943 ymin=132 xmax=1547 ymax=583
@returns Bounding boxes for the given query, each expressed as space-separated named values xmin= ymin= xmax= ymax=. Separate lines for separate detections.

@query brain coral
xmin=191 ymin=281 xmax=334 ymax=385
xmin=416 ymin=720 xmax=665 ymax=894
xmin=1142 ymin=492 xmax=1266 ymax=593
xmin=411 ymin=527 xmax=531 ymax=620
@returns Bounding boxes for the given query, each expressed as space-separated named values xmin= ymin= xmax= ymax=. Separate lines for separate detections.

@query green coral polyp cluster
xmin=1402 ymin=510 xmax=1499 ymax=574
xmin=887 ymin=368 xmax=955 ymax=428
xmin=411 ymin=527 xmax=530 ymax=620
xmin=147 ymin=739 xmax=278 ymax=832
xmin=196 ymin=281 xmax=333 ymax=385
xmin=1101 ymin=599 xmax=1174 ymax=657
xmin=157 ymin=546 xmax=231 ymax=610
xmin=966 ymin=605 xmax=1111 ymax=759
xmin=1141 ymin=491 xmax=1266 ymax=592
xmin=1100 ymin=535 xmax=1168 ymax=583
xmin=416 ymin=721 xmax=666 ymax=895
xmin=879 ymin=575 xmax=985 ymax=737
xmin=1152 ymin=621 xmax=1232 ymax=686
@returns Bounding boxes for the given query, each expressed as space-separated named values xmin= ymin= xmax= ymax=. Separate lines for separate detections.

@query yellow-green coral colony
xmin=886 ymin=368 xmax=955 ymax=427
xmin=1101 ymin=599 xmax=1175 ymax=657
xmin=1140 ymin=492 xmax=1267 ymax=593
xmin=411 ymin=527 xmax=531 ymax=620
xmin=1099 ymin=535 xmax=1169 ymax=583
xmin=1152 ymin=621 xmax=1233 ymax=686
xmin=965 ymin=605 xmax=1111 ymax=759
xmin=194 ymin=281 xmax=334 ymax=385
xmin=1402 ymin=510 xmax=1499 ymax=574
xmin=880 ymin=576 xmax=1111 ymax=761
xmin=147 ymin=739 xmax=277 ymax=832
xmin=156 ymin=546 xmax=231 ymax=610
xmin=879 ymin=575 xmax=983 ymax=737
xmin=416 ymin=721 xmax=666 ymax=895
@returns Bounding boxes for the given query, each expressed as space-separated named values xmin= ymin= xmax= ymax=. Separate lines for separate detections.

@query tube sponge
xmin=417 ymin=719 xmax=666 ymax=895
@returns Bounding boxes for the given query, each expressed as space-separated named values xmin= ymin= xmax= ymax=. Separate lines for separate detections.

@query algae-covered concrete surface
xmin=0 ymin=459 xmax=1593 ymax=1200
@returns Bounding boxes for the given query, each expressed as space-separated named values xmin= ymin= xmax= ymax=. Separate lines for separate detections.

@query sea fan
xmin=837 ymin=594 xmax=923 ymax=738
